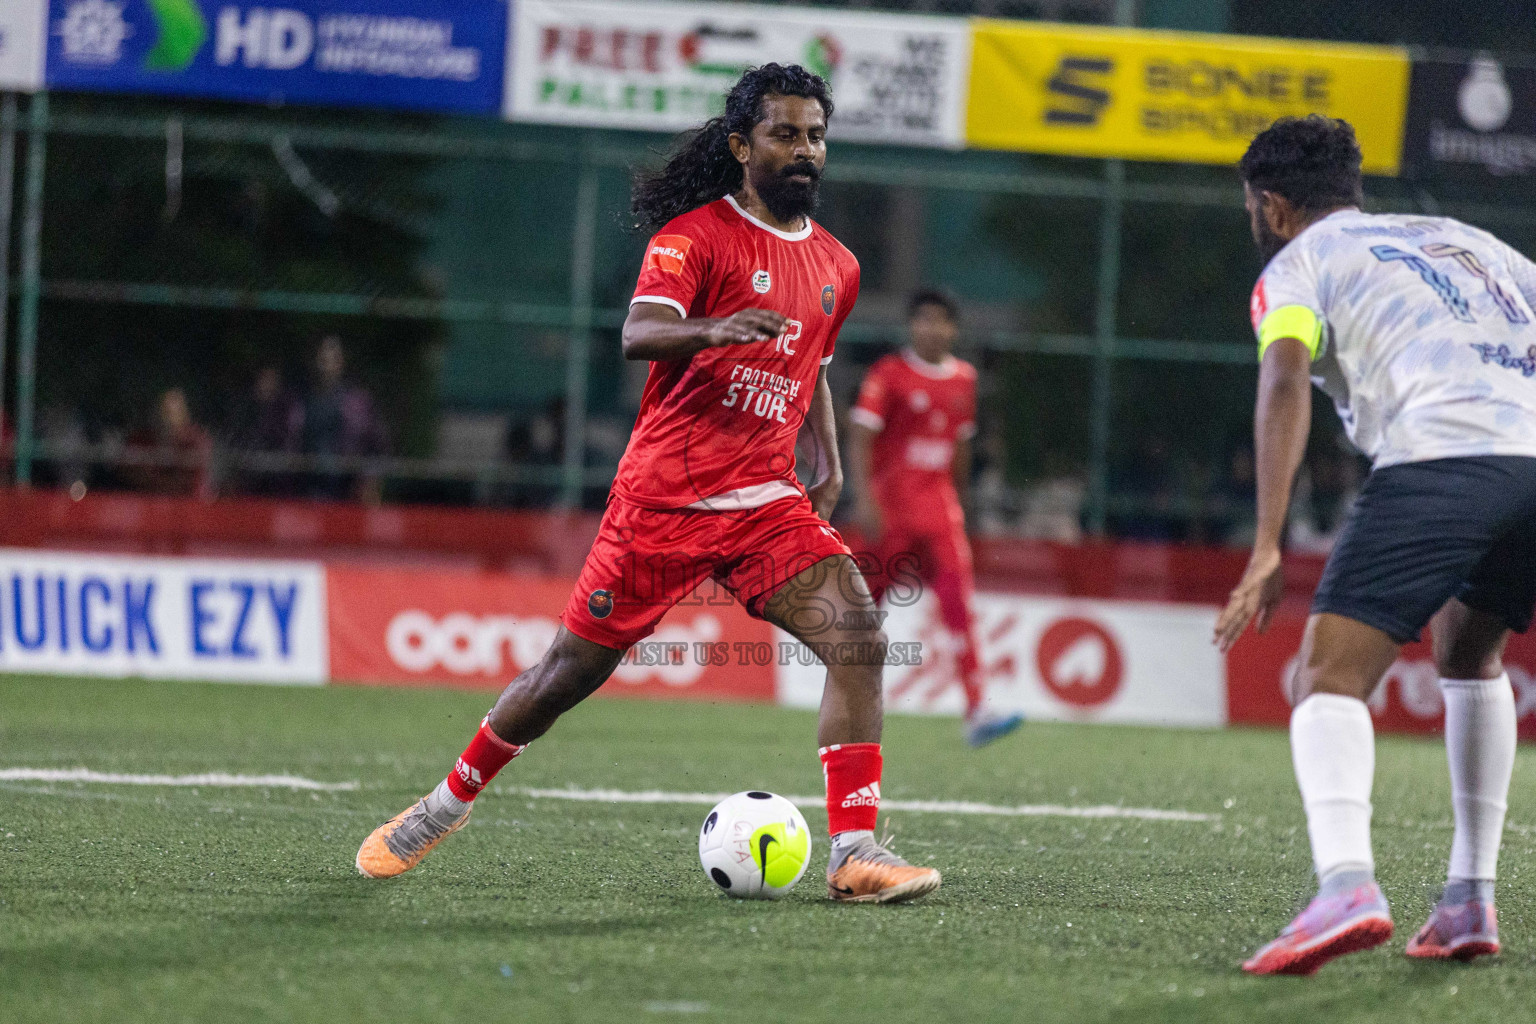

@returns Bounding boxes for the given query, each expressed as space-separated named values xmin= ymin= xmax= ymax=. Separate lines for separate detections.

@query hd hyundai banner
xmin=44 ymin=0 xmax=505 ymax=113
xmin=505 ymin=0 xmax=971 ymax=148
xmin=0 ymin=0 xmax=46 ymax=91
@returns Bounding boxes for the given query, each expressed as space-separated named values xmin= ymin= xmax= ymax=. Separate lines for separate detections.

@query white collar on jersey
xmin=723 ymin=193 xmax=813 ymax=241
xmin=901 ymin=348 xmax=960 ymax=380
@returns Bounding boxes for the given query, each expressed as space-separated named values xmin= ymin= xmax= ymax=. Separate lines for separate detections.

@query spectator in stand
xmin=502 ymin=395 xmax=566 ymax=508
xmin=296 ymin=335 xmax=389 ymax=503
xmin=1215 ymin=445 xmax=1259 ymax=548
xmin=1110 ymin=433 xmax=1182 ymax=541
xmin=124 ymin=388 xmax=212 ymax=498
xmin=226 ymin=365 xmax=301 ymax=496
xmin=1017 ymin=452 xmax=1086 ymax=543
xmin=1288 ymin=442 xmax=1365 ymax=554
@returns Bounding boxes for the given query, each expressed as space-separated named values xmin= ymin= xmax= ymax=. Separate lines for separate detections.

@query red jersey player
xmin=356 ymin=64 xmax=941 ymax=904
xmin=849 ymin=291 xmax=1023 ymax=747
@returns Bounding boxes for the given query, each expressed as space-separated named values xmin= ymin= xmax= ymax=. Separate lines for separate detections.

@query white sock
xmin=1442 ymin=674 xmax=1516 ymax=883
xmin=831 ymin=829 xmax=872 ymax=852
xmin=1291 ymin=693 xmax=1376 ymax=881
xmin=428 ymin=778 xmax=471 ymax=819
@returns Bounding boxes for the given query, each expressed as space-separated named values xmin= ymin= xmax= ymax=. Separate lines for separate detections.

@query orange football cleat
xmin=356 ymin=791 xmax=472 ymax=879
xmin=826 ymin=837 xmax=941 ymax=904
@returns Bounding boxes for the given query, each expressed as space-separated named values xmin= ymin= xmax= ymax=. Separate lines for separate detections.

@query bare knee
xmin=1432 ymin=601 xmax=1508 ymax=680
xmin=1289 ymin=613 xmax=1402 ymax=704
xmin=524 ymin=645 xmax=606 ymax=709
xmin=821 ymin=626 xmax=889 ymax=693
xmin=489 ymin=629 xmax=621 ymax=741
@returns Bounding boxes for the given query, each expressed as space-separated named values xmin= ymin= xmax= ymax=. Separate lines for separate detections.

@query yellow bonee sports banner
xmin=966 ymin=21 xmax=1410 ymax=174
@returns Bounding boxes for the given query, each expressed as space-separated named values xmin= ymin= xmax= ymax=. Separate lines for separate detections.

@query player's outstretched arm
xmin=1215 ymin=337 xmax=1313 ymax=651
xmin=621 ymin=302 xmax=788 ymax=361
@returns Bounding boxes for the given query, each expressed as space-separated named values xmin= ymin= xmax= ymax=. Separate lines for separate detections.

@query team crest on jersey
xmin=645 ymin=235 xmax=692 ymax=275
xmin=587 ymin=589 xmax=614 ymax=619
xmin=752 ymin=270 xmax=772 ymax=294
xmin=821 ymin=284 xmax=835 ymax=315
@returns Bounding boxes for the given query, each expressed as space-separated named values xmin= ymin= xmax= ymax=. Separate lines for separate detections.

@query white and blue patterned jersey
xmin=1251 ymin=209 xmax=1536 ymax=468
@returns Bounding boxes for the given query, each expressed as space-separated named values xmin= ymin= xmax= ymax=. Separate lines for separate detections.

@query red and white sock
xmin=820 ymin=742 xmax=882 ymax=838
xmin=444 ymin=718 xmax=526 ymax=803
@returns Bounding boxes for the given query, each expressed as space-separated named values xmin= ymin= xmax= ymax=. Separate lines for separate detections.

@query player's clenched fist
xmin=705 ymin=309 xmax=788 ymax=347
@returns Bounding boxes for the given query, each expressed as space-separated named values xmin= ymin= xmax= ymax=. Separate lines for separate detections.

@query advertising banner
xmin=1401 ymin=56 xmax=1536 ymax=178
xmin=966 ymin=21 xmax=1408 ymax=174
xmin=326 ymin=564 xmax=777 ymax=702
xmin=44 ymin=0 xmax=505 ymax=113
xmin=776 ymin=591 xmax=1228 ymax=728
xmin=506 ymin=0 xmax=970 ymax=148
xmin=1227 ymin=610 xmax=1536 ymax=739
xmin=0 ymin=549 xmax=326 ymax=683
xmin=0 ymin=1 xmax=46 ymax=91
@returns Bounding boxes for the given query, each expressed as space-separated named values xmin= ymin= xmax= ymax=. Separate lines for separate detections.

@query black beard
xmin=751 ymin=164 xmax=821 ymax=223
xmin=1254 ymin=215 xmax=1287 ymax=263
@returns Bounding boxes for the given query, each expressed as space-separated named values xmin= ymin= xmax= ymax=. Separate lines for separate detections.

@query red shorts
xmin=861 ymin=521 xmax=974 ymax=609
xmin=561 ymin=495 xmax=853 ymax=650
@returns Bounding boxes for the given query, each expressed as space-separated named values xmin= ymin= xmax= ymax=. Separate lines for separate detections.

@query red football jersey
xmin=617 ymin=195 xmax=860 ymax=510
xmin=851 ymin=350 xmax=977 ymax=530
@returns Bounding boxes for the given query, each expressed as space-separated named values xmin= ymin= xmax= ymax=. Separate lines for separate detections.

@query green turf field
xmin=3 ymin=676 xmax=1534 ymax=1023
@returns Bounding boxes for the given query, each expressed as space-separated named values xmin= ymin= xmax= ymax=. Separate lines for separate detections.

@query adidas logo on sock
xmin=454 ymin=759 xmax=483 ymax=789
xmin=841 ymin=782 xmax=880 ymax=808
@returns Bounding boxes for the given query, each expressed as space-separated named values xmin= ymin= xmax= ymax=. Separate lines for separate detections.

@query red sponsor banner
xmin=1227 ymin=610 xmax=1536 ymax=738
xmin=326 ymin=564 xmax=775 ymax=702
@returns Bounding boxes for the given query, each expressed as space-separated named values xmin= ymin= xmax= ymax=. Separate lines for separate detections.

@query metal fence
xmin=3 ymin=87 xmax=1535 ymax=541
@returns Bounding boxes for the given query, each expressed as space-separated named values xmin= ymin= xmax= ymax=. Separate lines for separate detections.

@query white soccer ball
xmin=698 ymin=791 xmax=812 ymax=899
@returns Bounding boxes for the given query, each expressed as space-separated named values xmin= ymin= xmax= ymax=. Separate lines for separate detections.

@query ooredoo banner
xmin=0 ymin=1 xmax=46 ymax=91
xmin=44 ymin=0 xmax=505 ymax=113
xmin=965 ymin=20 xmax=1409 ymax=174
xmin=325 ymin=564 xmax=777 ymax=701
xmin=0 ymin=548 xmax=326 ymax=683
xmin=1226 ymin=610 xmax=1536 ymax=739
xmin=506 ymin=0 xmax=970 ymax=148
xmin=776 ymin=591 xmax=1228 ymax=728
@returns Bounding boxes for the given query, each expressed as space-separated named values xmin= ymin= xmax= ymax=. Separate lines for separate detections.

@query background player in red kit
xmin=850 ymin=291 xmax=1024 ymax=747
xmin=356 ymin=64 xmax=941 ymax=904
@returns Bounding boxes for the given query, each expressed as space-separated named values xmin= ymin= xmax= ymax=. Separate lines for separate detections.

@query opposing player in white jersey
xmin=1216 ymin=115 xmax=1536 ymax=975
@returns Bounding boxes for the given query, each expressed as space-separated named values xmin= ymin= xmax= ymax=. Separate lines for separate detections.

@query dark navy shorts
xmin=1313 ymin=455 xmax=1536 ymax=643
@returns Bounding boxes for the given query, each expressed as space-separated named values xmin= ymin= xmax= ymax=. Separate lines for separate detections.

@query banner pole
xmin=1085 ymin=0 xmax=1135 ymax=536
xmin=0 ymin=93 xmax=16 ymax=469
xmin=560 ymin=151 xmax=599 ymax=509
xmin=14 ymin=91 xmax=46 ymax=488
xmin=1085 ymin=158 xmax=1124 ymax=537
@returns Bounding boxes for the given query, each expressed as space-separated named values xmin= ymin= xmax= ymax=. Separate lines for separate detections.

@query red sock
xmin=820 ymin=743 xmax=882 ymax=835
xmin=445 ymin=718 xmax=525 ymax=801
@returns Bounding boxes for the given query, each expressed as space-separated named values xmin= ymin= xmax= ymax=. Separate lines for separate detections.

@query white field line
xmin=0 ymin=771 xmax=1212 ymax=821
xmin=502 ymin=786 xmax=1216 ymax=823
xmin=0 ymin=768 xmax=358 ymax=792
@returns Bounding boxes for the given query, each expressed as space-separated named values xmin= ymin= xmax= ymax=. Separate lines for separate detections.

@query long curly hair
xmin=631 ymin=63 xmax=833 ymax=231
